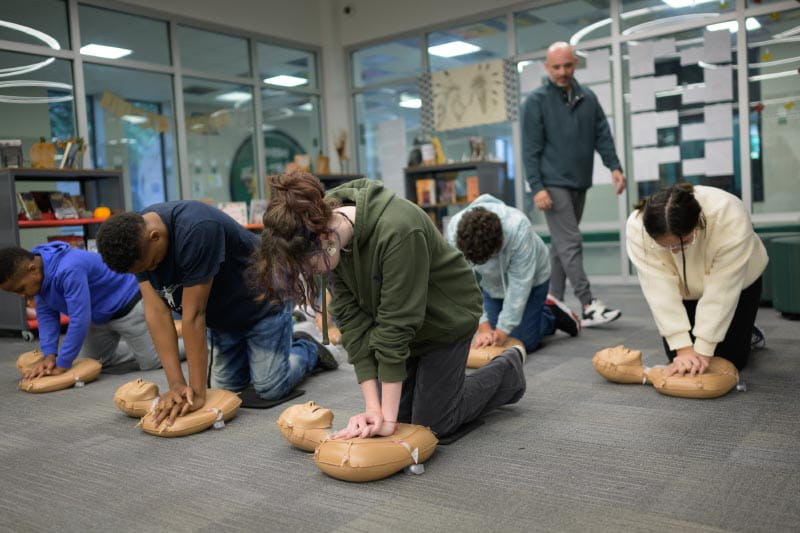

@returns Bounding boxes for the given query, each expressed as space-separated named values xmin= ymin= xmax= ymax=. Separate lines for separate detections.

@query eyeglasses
xmin=649 ymin=230 xmax=697 ymax=252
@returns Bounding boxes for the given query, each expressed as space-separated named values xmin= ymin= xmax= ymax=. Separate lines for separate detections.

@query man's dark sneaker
xmin=581 ymin=299 xmax=622 ymax=327
xmin=294 ymin=331 xmax=339 ymax=371
xmin=545 ymin=294 xmax=581 ymax=337
xmin=751 ymin=325 xmax=766 ymax=350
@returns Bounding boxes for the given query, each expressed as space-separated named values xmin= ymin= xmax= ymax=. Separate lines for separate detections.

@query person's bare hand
xmin=24 ymin=354 xmax=67 ymax=380
xmin=472 ymin=331 xmax=495 ymax=348
xmin=152 ymin=385 xmax=205 ymax=426
xmin=330 ymin=410 xmax=384 ymax=439
xmin=667 ymin=348 xmax=711 ymax=377
xmin=611 ymin=169 xmax=626 ymax=195
xmin=534 ymin=190 xmax=553 ymax=211
xmin=491 ymin=328 xmax=508 ymax=346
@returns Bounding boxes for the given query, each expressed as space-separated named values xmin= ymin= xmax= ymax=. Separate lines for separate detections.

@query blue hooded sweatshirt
xmin=34 ymin=242 xmax=140 ymax=368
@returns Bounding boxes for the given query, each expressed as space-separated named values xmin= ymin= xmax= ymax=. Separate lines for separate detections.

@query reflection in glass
xmin=258 ymin=42 xmax=316 ymax=89
xmin=515 ymin=1 xmax=610 ymax=55
xmin=183 ymin=77 xmax=255 ymax=203
xmin=84 ymin=64 xmax=178 ymax=211
xmin=0 ymin=0 xmax=70 ymax=50
xmin=747 ymin=8 xmax=800 ymax=214
xmin=0 ymin=51 xmax=75 ymax=163
xmin=351 ymin=38 xmax=422 ymax=88
xmin=354 ymin=83 xmax=421 ymax=180
xmin=428 ymin=17 xmax=508 ymax=72
xmin=261 ymin=90 xmax=321 ymax=175
xmin=178 ymin=26 xmax=250 ymax=77
xmin=79 ymin=5 xmax=170 ymax=65
xmin=619 ymin=0 xmax=734 ymax=33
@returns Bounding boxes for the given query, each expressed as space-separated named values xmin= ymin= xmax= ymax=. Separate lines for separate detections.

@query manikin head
xmin=0 ymin=247 xmax=44 ymax=298
xmin=96 ymin=212 xmax=170 ymax=274
xmin=545 ymin=42 xmax=578 ymax=88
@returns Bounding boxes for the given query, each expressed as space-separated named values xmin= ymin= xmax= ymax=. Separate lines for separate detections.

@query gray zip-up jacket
xmin=521 ymin=78 xmax=622 ymax=194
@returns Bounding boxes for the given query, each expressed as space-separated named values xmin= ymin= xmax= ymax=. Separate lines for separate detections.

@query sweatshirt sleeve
xmin=329 ymin=275 xmax=376 ymax=382
xmin=35 ymin=297 xmax=61 ymax=360
xmin=521 ymin=95 xmax=546 ymax=195
xmin=593 ymin=97 xmax=622 ymax=172
xmin=626 ymin=215 xmax=693 ymax=351
xmin=691 ymin=203 xmax=758 ymax=356
xmin=368 ymin=230 xmax=430 ymax=383
xmin=55 ymin=271 xmax=93 ymax=368
xmin=495 ymin=222 xmax=539 ymax=333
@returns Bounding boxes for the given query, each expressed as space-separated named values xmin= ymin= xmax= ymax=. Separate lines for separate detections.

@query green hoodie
xmin=326 ymin=179 xmax=482 ymax=383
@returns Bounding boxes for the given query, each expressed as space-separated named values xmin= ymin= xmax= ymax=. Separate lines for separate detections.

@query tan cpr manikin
xmin=467 ymin=337 xmax=523 ymax=368
xmin=16 ymin=350 xmax=101 ymax=393
xmin=113 ymin=379 xmax=241 ymax=437
xmin=592 ymin=345 xmax=739 ymax=399
xmin=277 ymin=402 xmax=439 ymax=482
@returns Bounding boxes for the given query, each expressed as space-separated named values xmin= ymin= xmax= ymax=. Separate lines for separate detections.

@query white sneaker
xmin=581 ymin=299 xmax=621 ymax=327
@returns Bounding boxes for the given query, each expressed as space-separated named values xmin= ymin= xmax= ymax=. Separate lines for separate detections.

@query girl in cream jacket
xmin=626 ymin=183 xmax=767 ymax=376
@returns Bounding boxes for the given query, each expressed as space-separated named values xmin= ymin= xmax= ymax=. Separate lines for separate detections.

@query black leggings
xmin=662 ymin=277 xmax=762 ymax=370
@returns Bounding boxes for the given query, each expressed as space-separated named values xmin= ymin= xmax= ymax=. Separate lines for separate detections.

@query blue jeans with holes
xmin=482 ymin=280 xmax=556 ymax=353
xmin=209 ymin=304 xmax=317 ymax=400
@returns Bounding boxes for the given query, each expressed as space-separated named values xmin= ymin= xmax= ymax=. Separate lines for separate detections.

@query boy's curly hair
xmin=96 ymin=212 xmax=147 ymax=273
xmin=456 ymin=207 xmax=503 ymax=265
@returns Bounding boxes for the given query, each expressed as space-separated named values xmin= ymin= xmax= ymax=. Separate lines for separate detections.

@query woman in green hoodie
xmin=254 ymin=171 xmax=527 ymax=439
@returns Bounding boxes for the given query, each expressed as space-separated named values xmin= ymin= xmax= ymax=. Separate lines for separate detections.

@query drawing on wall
xmin=431 ymin=59 xmax=506 ymax=131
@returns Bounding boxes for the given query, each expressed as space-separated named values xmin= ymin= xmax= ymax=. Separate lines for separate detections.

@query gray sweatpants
xmin=544 ymin=186 xmax=593 ymax=306
xmin=78 ymin=301 xmax=161 ymax=371
xmin=398 ymin=338 xmax=526 ymax=438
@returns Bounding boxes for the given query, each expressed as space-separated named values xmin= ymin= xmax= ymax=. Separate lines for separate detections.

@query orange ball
xmin=93 ymin=206 xmax=111 ymax=220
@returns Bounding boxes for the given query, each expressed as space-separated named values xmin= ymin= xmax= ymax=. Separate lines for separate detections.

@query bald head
xmin=545 ymin=41 xmax=578 ymax=88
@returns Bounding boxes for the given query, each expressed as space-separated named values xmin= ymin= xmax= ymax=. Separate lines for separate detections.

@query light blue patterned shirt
xmin=446 ymin=194 xmax=550 ymax=333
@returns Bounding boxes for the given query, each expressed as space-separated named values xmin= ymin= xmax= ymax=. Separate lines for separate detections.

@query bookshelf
xmin=404 ymin=161 xmax=511 ymax=231
xmin=0 ymin=168 xmax=124 ymax=339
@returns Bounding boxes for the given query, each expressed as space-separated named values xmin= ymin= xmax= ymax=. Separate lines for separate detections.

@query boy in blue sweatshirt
xmin=0 ymin=243 xmax=160 ymax=379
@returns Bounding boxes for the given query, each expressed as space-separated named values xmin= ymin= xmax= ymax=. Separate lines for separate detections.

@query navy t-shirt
xmin=137 ymin=201 xmax=278 ymax=330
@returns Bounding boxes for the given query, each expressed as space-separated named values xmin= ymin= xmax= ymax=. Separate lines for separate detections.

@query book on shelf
xmin=47 ymin=235 xmax=85 ymax=250
xmin=249 ymin=199 xmax=268 ymax=225
xmin=30 ymin=191 xmax=56 ymax=215
xmin=50 ymin=192 xmax=80 ymax=220
xmin=437 ymin=180 xmax=457 ymax=205
xmin=71 ymin=194 xmax=92 ymax=218
xmin=466 ymin=175 xmax=480 ymax=202
xmin=16 ymin=192 xmax=42 ymax=220
xmin=218 ymin=202 xmax=248 ymax=226
xmin=415 ymin=178 xmax=437 ymax=206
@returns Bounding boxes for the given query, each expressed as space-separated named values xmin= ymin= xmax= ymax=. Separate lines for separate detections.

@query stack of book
xmin=17 ymin=191 xmax=89 ymax=220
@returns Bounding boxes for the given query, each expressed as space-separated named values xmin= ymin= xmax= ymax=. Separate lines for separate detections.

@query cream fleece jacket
xmin=626 ymin=186 xmax=768 ymax=356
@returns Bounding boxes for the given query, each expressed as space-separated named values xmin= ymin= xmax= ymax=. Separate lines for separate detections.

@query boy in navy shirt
xmin=96 ymin=201 xmax=335 ymax=425
xmin=0 ymin=243 xmax=160 ymax=378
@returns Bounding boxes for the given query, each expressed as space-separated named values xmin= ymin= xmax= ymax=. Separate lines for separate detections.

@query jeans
xmin=482 ymin=280 xmax=556 ymax=352
xmin=209 ymin=304 xmax=317 ymax=400
xmin=398 ymin=338 xmax=526 ymax=437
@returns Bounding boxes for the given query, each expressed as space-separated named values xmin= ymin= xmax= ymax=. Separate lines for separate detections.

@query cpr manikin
xmin=467 ymin=337 xmax=523 ymax=368
xmin=592 ymin=345 xmax=740 ymax=399
xmin=16 ymin=350 xmax=101 ymax=393
xmin=113 ymin=379 xmax=241 ymax=437
xmin=277 ymin=402 xmax=438 ymax=482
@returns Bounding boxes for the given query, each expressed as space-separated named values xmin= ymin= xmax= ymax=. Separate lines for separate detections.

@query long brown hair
xmin=253 ymin=170 xmax=340 ymax=310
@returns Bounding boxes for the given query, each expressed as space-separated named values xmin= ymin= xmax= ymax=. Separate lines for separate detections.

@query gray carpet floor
xmin=1 ymin=284 xmax=798 ymax=533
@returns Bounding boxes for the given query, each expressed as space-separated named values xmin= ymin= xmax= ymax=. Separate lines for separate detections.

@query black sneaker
xmin=293 ymin=330 xmax=339 ymax=371
xmin=545 ymin=294 xmax=581 ymax=337
xmin=751 ymin=325 xmax=766 ymax=350
xmin=581 ymin=299 xmax=621 ymax=327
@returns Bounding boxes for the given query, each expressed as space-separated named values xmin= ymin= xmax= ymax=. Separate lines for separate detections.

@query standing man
xmin=521 ymin=41 xmax=625 ymax=327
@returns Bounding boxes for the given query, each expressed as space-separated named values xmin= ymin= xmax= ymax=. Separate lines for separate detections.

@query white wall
xmin=118 ymin=0 xmax=323 ymax=46
xmin=332 ymin=0 xmax=525 ymax=46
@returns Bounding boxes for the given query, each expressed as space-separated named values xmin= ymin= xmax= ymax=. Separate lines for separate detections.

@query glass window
xmin=515 ymin=1 xmax=611 ymax=55
xmin=620 ymin=0 xmax=734 ymax=33
xmin=84 ymin=64 xmax=179 ymax=211
xmin=261 ymin=90 xmax=321 ymax=176
xmin=177 ymin=26 xmax=250 ymax=78
xmin=428 ymin=17 xmax=508 ymax=72
xmin=258 ymin=42 xmax=316 ymax=89
xmin=354 ymin=83 xmax=421 ymax=180
xmin=79 ymin=5 xmax=170 ymax=65
xmin=351 ymin=37 xmax=422 ymax=88
xmin=0 ymin=0 xmax=70 ymax=50
xmin=622 ymin=25 xmax=740 ymax=211
xmin=747 ymin=8 xmax=800 ymax=215
xmin=183 ymin=77 xmax=255 ymax=203
xmin=0 ymin=51 xmax=75 ymax=162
